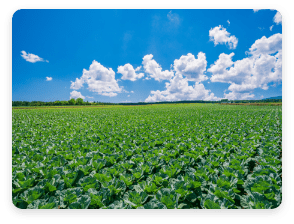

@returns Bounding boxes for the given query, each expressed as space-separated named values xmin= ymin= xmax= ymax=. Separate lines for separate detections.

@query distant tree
xmin=76 ymin=98 xmax=84 ymax=105
xmin=54 ymin=101 xmax=62 ymax=106
xmin=221 ymin=99 xmax=229 ymax=102
xmin=60 ymin=101 xmax=69 ymax=105
xmin=68 ymin=98 xmax=76 ymax=105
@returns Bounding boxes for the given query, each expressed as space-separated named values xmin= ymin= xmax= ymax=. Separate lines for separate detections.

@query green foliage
xmin=124 ymin=191 xmax=149 ymax=208
xmin=68 ymin=98 xmax=76 ymax=105
xmin=204 ymin=199 xmax=221 ymax=209
xmin=12 ymin=104 xmax=282 ymax=209
xmin=76 ymin=98 xmax=84 ymax=105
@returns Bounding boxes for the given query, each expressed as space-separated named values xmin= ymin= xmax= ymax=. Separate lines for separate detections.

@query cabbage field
xmin=12 ymin=104 xmax=282 ymax=209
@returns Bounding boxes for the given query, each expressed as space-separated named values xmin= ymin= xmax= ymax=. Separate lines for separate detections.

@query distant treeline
xmin=118 ymin=98 xmax=282 ymax=105
xmin=12 ymin=98 xmax=116 ymax=106
xmin=12 ymin=98 xmax=282 ymax=107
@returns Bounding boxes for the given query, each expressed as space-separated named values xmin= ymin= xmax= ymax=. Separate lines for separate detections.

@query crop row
xmin=12 ymin=104 xmax=282 ymax=209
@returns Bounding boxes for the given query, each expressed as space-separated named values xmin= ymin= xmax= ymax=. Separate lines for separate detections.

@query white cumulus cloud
xmin=208 ymin=33 xmax=282 ymax=100
xmin=21 ymin=51 xmax=48 ymax=63
xmin=209 ymin=25 xmax=238 ymax=49
xmin=270 ymin=25 xmax=274 ymax=31
xmin=70 ymin=90 xmax=85 ymax=99
xmin=135 ymin=66 xmax=141 ymax=71
xmin=142 ymin=54 xmax=174 ymax=81
xmin=249 ymin=33 xmax=282 ymax=56
xmin=224 ymin=92 xmax=255 ymax=100
xmin=70 ymin=60 xmax=122 ymax=97
xmin=145 ymin=74 xmax=219 ymax=102
xmin=70 ymin=77 xmax=85 ymax=90
xmin=173 ymin=52 xmax=208 ymax=82
xmin=46 ymin=77 xmax=52 ymax=81
xmin=117 ymin=63 xmax=144 ymax=81
xmin=274 ymin=11 xmax=282 ymax=25
xmin=208 ymin=53 xmax=235 ymax=81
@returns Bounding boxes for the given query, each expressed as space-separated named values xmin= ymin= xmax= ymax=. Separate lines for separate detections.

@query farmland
xmin=12 ymin=104 xmax=282 ymax=209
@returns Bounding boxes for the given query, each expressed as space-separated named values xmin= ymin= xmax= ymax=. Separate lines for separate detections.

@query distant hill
xmin=264 ymin=96 xmax=282 ymax=100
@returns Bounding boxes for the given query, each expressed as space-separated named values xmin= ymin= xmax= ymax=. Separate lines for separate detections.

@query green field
xmin=12 ymin=104 xmax=282 ymax=209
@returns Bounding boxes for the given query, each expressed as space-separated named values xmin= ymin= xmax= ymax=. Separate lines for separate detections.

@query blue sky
xmin=12 ymin=9 xmax=282 ymax=103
